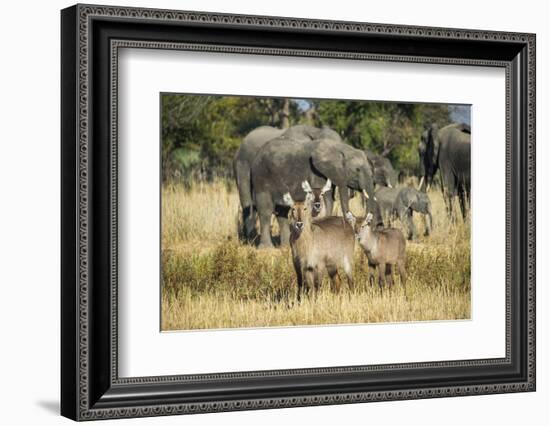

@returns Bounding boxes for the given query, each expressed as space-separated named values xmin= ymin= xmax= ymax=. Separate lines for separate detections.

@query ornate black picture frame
xmin=61 ymin=4 xmax=536 ymax=421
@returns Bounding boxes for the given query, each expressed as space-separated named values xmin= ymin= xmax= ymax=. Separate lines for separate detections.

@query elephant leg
xmin=423 ymin=211 xmax=433 ymax=236
xmin=256 ymin=192 xmax=274 ymax=249
xmin=458 ymin=185 xmax=468 ymax=221
xmin=445 ymin=195 xmax=455 ymax=222
xmin=441 ymin=183 xmax=455 ymax=222
xmin=399 ymin=208 xmax=415 ymax=240
xmin=274 ymin=204 xmax=291 ymax=246
xmin=441 ymin=170 xmax=459 ymax=221
xmin=242 ymin=205 xmax=257 ymax=242
xmin=235 ymin=162 xmax=256 ymax=241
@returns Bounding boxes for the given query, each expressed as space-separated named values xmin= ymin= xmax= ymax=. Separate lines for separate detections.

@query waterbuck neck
xmin=290 ymin=215 xmax=314 ymax=258
xmin=360 ymin=225 xmax=378 ymax=253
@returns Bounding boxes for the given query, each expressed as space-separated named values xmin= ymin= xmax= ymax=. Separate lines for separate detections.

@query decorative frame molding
xmin=61 ymin=4 xmax=536 ymax=421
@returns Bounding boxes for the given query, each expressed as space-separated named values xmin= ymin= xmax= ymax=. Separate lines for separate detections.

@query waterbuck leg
xmin=385 ymin=264 xmax=394 ymax=288
xmin=313 ymin=266 xmax=323 ymax=296
xmin=398 ymin=261 xmax=408 ymax=300
xmin=369 ymin=272 xmax=375 ymax=288
xmin=326 ymin=264 xmax=342 ymax=293
xmin=304 ymin=268 xmax=315 ymax=298
xmin=295 ymin=264 xmax=304 ymax=303
xmin=378 ymin=263 xmax=386 ymax=292
xmin=397 ymin=261 xmax=407 ymax=288
xmin=342 ymin=258 xmax=354 ymax=292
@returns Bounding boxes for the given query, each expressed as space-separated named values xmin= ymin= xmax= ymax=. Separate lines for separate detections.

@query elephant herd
xmin=233 ymin=122 xmax=471 ymax=249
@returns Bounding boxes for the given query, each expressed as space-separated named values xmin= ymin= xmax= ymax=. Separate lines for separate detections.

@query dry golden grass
xmin=161 ymin=180 xmax=470 ymax=331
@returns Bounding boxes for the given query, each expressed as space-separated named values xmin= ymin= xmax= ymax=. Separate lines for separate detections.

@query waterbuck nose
xmin=295 ymin=222 xmax=304 ymax=230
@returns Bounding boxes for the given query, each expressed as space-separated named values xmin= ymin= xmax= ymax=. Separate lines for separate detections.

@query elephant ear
xmin=310 ymin=141 xmax=346 ymax=185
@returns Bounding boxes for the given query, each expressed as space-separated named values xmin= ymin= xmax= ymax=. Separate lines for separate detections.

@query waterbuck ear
xmin=282 ymin=192 xmax=294 ymax=206
xmin=321 ymin=179 xmax=332 ymax=195
xmin=301 ymin=181 xmax=313 ymax=194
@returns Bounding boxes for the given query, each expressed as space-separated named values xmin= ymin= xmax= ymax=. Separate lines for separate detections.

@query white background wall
xmin=0 ymin=0 xmax=546 ymax=424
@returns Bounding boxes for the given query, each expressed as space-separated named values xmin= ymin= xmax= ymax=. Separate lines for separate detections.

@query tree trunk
xmin=280 ymin=98 xmax=290 ymax=129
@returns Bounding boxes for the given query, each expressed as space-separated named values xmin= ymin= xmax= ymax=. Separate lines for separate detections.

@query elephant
xmin=234 ymin=124 xmax=341 ymax=243
xmin=366 ymin=151 xmax=398 ymax=188
xmin=374 ymin=186 xmax=432 ymax=240
xmin=251 ymin=134 xmax=376 ymax=248
xmin=233 ymin=126 xmax=285 ymax=242
xmin=374 ymin=186 xmax=401 ymax=224
xmin=419 ymin=122 xmax=471 ymax=219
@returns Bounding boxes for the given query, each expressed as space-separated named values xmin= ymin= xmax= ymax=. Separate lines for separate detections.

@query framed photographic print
xmin=61 ymin=4 xmax=536 ymax=421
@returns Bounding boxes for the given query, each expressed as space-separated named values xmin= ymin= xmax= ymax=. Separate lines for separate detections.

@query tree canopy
xmin=161 ymin=94 xmax=468 ymax=182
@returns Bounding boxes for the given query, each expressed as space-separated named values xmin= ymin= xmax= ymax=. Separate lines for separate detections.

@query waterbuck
xmin=310 ymin=179 xmax=332 ymax=218
xmin=352 ymin=212 xmax=407 ymax=290
xmin=283 ymin=181 xmax=355 ymax=301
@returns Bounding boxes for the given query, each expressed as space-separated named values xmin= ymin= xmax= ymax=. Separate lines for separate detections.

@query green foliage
xmin=316 ymin=101 xmax=451 ymax=174
xmin=161 ymin=94 xmax=461 ymax=181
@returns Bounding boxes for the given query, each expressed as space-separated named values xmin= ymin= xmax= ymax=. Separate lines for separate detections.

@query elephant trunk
xmin=339 ymin=184 xmax=352 ymax=220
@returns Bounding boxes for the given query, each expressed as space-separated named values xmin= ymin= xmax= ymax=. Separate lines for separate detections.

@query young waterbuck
xmin=310 ymin=179 xmax=332 ymax=218
xmin=283 ymin=181 xmax=355 ymax=301
xmin=352 ymin=212 xmax=407 ymax=290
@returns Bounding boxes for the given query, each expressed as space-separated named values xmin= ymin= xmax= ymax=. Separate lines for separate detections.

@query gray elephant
xmin=233 ymin=126 xmax=285 ymax=242
xmin=366 ymin=151 xmax=398 ymax=188
xmin=251 ymin=134 xmax=376 ymax=248
xmin=419 ymin=123 xmax=471 ymax=219
xmin=234 ymin=125 xmax=341 ymax=243
xmin=374 ymin=186 xmax=432 ymax=240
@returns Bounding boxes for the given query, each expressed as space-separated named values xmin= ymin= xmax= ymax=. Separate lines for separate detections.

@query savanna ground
xmin=161 ymin=180 xmax=471 ymax=331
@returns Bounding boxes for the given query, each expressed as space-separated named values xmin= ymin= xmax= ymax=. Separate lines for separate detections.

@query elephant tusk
xmin=387 ymin=183 xmax=393 ymax=188
xmin=417 ymin=176 xmax=425 ymax=191
xmin=362 ymin=189 xmax=369 ymax=199
xmin=426 ymin=183 xmax=431 ymax=192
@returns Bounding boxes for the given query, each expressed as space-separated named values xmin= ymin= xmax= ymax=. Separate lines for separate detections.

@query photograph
xmin=160 ymin=94 xmax=472 ymax=331
xmin=58 ymin=3 xmax=535 ymax=420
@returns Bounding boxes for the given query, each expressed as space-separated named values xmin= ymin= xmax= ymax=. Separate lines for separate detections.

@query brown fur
xmin=288 ymin=201 xmax=355 ymax=301
xmin=355 ymin=215 xmax=407 ymax=290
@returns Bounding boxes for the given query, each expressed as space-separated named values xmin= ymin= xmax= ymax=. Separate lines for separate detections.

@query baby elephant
xmin=375 ymin=186 xmax=432 ymax=240
xmin=353 ymin=213 xmax=407 ymax=290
